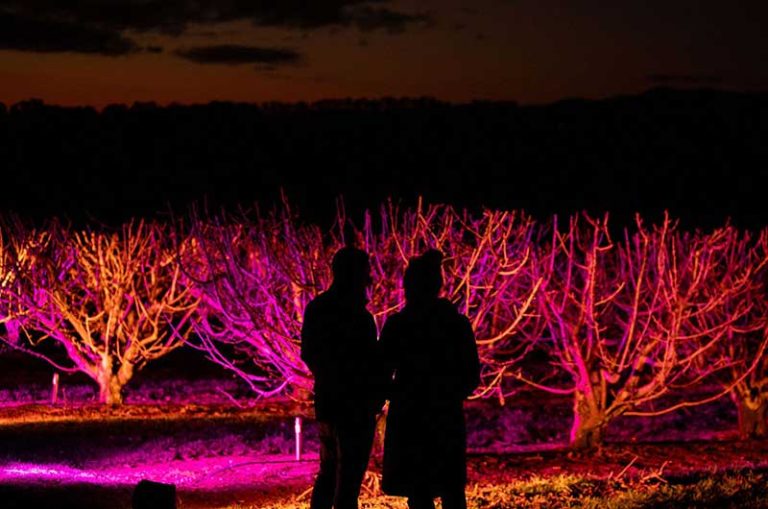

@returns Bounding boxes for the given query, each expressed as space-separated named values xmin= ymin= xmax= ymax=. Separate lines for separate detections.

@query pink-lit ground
xmin=0 ymin=455 xmax=319 ymax=508
xmin=0 ymin=397 xmax=322 ymax=508
xmin=2 ymin=392 xmax=768 ymax=508
xmin=2 ymin=349 xmax=768 ymax=508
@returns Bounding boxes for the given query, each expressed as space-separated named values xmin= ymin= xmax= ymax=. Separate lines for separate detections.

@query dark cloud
xmin=176 ymin=45 xmax=301 ymax=66
xmin=647 ymin=73 xmax=724 ymax=85
xmin=347 ymin=6 xmax=430 ymax=34
xmin=0 ymin=1 xmax=429 ymax=36
xmin=0 ymin=12 xmax=137 ymax=54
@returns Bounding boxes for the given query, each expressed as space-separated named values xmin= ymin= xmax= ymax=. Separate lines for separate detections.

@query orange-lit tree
xmin=357 ymin=201 xmax=543 ymax=402
xmin=518 ymin=214 xmax=758 ymax=451
xmin=0 ymin=220 xmax=52 ymax=352
xmin=0 ymin=222 xmax=22 ymax=345
xmin=707 ymin=228 xmax=768 ymax=439
xmin=13 ymin=220 xmax=198 ymax=405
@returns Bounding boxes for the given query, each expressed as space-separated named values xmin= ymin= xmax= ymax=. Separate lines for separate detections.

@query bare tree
xmin=0 ymin=221 xmax=22 ymax=344
xmin=357 ymin=200 xmax=543 ymax=402
xmin=184 ymin=200 xmax=542 ymax=403
xmin=517 ymin=214 xmax=759 ymax=451
xmin=181 ymin=206 xmax=331 ymax=399
xmin=707 ymin=228 xmax=768 ymax=438
xmin=13 ymin=220 xmax=198 ymax=405
xmin=0 ymin=219 xmax=51 ymax=350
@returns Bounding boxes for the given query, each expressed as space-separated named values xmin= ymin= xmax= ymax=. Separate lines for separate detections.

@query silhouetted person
xmin=301 ymin=247 xmax=381 ymax=509
xmin=379 ymin=250 xmax=480 ymax=509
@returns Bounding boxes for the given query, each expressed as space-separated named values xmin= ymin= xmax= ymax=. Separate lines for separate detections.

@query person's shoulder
xmin=435 ymin=298 xmax=472 ymax=327
xmin=435 ymin=298 xmax=460 ymax=315
xmin=306 ymin=291 xmax=333 ymax=312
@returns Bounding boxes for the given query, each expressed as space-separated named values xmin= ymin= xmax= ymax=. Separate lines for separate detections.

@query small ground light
xmin=51 ymin=373 xmax=59 ymax=405
xmin=295 ymin=417 xmax=302 ymax=461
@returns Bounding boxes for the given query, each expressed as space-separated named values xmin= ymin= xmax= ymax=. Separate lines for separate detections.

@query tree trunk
xmin=98 ymin=374 xmax=124 ymax=406
xmin=735 ymin=394 xmax=768 ymax=440
xmin=97 ymin=355 xmax=124 ymax=406
xmin=570 ymin=389 xmax=605 ymax=452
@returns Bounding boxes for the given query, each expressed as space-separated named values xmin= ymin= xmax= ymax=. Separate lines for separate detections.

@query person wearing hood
xmin=379 ymin=249 xmax=480 ymax=509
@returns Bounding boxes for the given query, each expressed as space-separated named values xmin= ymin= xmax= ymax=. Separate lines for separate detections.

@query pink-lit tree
xmin=12 ymin=220 xmax=198 ymax=405
xmin=518 ymin=214 xmax=759 ymax=451
xmin=707 ymin=228 xmax=768 ymax=439
xmin=183 ymin=203 xmax=764 ymax=447
xmin=183 ymin=200 xmax=542 ymax=403
xmin=356 ymin=200 xmax=544 ymax=402
xmin=180 ymin=206 xmax=330 ymax=399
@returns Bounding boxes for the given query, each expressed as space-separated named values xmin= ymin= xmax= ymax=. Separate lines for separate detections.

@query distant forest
xmin=1 ymin=88 xmax=766 ymax=228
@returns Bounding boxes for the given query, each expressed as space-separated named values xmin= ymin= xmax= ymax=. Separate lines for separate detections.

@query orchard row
xmin=1 ymin=201 xmax=766 ymax=451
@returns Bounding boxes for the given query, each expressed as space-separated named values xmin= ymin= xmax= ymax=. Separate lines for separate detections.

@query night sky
xmin=1 ymin=0 xmax=767 ymax=107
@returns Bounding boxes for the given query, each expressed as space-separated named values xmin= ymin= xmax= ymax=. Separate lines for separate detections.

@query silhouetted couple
xmin=301 ymin=247 xmax=480 ymax=509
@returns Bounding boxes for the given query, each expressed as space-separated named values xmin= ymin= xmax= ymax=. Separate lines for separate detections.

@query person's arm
xmin=300 ymin=300 xmax=324 ymax=376
xmin=458 ymin=315 xmax=481 ymax=399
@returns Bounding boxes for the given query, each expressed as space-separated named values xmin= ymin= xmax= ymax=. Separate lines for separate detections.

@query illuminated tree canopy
xmin=515 ymin=214 xmax=767 ymax=450
xmin=1 ymin=203 xmax=767 ymax=449
xmin=3 ymin=220 xmax=198 ymax=405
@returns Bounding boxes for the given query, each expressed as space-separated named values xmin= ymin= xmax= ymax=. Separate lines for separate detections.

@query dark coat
xmin=300 ymin=287 xmax=380 ymax=422
xmin=379 ymin=298 xmax=480 ymax=497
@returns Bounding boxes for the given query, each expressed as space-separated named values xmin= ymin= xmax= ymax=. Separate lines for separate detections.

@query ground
xmin=1 ymin=351 xmax=767 ymax=508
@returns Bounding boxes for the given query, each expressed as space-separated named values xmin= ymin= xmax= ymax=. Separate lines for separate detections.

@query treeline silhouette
xmin=1 ymin=88 xmax=766 ymax=227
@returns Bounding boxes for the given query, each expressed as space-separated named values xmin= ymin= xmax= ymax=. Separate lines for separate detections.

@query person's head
xmin=403 ymin=249 xmax=444 ymax=303
xmin=331 ymin=246 xmax=372 ymax=293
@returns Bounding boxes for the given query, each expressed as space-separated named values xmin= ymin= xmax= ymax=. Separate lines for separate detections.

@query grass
xmin=250 ymin=470 xmax=768 ymax=509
